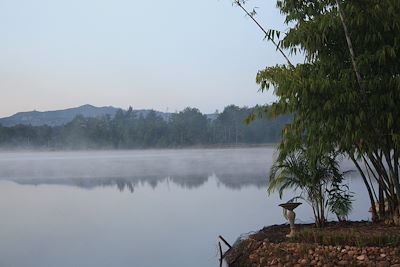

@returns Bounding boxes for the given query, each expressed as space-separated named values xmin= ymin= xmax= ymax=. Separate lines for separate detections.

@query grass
xmin=293 ymin=228 xmax=400 ymax=247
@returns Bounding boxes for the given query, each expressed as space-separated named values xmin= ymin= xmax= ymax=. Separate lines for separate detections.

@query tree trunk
xmin=335 ymin=0 xmax=365 ymax=94
xmin=351 ymin=156 xmax=378 ymax=221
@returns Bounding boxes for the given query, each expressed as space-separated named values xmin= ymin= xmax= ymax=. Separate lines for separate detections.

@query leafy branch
xmin=233 ymin=0 xmax=294 ymax=68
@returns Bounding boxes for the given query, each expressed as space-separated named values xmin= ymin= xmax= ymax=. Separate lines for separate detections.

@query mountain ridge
xmin=0 ymin=104 xmax=120 ymax=127
xmin=0 ymin=105 xmax=217 ymax=127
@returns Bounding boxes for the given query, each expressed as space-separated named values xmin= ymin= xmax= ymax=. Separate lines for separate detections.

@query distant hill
xmin=0 ymin=105 xmax=119 ymax=127
xmin=0 ymin=105 xmax=218 ymax=127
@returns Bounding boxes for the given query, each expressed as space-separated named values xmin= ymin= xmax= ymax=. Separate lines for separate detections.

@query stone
xmin=271 ymin=259 xmax=279 ymax=265
xmin=299 ymin=259 xmax=309 ymax=266
xmin=249 ymin=253 xmax=258 ymax=262
xmin=329 ymin=252 xmax=336 ymax=258
xmin=342 ymin=254 xmax=351 ymax=261
xmin=377 ymin=262 xmax=390 ymax=267
xmin=357 ymin=255 xmax=366 ymax=261
xmin=338 ymin=260 xmax=349 ymax=266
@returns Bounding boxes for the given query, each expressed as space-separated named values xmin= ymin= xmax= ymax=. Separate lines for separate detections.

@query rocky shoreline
xmin=224 ymin=222 xmax=400 ymax=267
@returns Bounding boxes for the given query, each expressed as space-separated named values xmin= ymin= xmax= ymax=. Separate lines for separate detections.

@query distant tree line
xmin=0 ymin=105 xmax=291 ymax=149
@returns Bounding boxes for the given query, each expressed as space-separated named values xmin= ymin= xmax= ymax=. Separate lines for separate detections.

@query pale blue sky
xmin=0 ymin=0 xmax=294 ymax=117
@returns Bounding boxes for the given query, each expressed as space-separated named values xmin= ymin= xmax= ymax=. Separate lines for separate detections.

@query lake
xmin=0 ymin=147 xmax=371 ymax=267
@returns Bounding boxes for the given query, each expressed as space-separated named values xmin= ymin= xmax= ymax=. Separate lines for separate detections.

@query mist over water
xmin=0 ymin=147 xmax=371 ymax=267
xmin=0 ymin=148 xmax=272 ymax=190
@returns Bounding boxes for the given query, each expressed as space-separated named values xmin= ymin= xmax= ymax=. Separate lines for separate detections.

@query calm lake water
xmin=0 ymin=147 xmax=371 ymax=267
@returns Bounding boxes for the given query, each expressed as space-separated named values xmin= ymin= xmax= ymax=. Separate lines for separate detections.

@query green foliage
xmin=0 ymin=105 xmax=291 ymax=149
xmin=169 ymin=108 xmax=208 ymax=146
xmin=268 ymin=149 xmax=352 ymax=227
xmin=327 ymin=180 xmax=353 ymax=222
xmin=245 ymin=0 xmax=400 ymax=220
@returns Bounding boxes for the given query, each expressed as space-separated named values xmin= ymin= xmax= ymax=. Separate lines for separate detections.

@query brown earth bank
xmin=224 ymin=222 xmax=400 ymax=267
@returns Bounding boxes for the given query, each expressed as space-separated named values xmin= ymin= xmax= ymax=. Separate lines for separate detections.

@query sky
xmin=0 ymin=0 xmax=294 ymax=117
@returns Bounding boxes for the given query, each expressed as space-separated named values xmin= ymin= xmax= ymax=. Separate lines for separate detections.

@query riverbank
xmin=0 ymin=143 xmax=279 ymax=152
xmin=224 ymin=222 xmax=400 ymax=267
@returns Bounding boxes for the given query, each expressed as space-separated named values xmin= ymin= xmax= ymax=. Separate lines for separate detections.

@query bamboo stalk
xmin=219 ymin=235 xmax=232 ymax=249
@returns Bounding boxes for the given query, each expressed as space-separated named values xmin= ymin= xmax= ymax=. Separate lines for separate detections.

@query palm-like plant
xmin=268 ymin=149 xmax=352 ymax=227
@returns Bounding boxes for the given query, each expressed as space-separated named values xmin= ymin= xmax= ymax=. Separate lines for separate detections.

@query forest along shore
xmin=0 ymin=105 xmax=291 ymax=150
xmin=224 ymin=222 xmax=400 ymax=267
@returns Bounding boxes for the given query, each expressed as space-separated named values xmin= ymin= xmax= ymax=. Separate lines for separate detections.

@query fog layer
xmin=0 ymin=148 xmax=275 ymax=190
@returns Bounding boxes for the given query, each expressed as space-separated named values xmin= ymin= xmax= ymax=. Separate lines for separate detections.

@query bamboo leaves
xmin=234 ymin=0 xmax=400 ymax=221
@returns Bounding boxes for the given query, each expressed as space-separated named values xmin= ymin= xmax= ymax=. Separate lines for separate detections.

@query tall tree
xmin=235 ymin=0 xmax=400 ymax=221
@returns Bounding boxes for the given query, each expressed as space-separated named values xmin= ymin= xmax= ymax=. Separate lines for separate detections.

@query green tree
xmin=235 ymin=0 xmax=400 ymax=222
xmin=169 ymin=108 xmax=208 ymax=146
xmin=268 ymin=149 xmax=352 ymax=227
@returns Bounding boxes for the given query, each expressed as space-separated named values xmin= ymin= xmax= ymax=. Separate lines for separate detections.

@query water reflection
xmin=10 ymin=173 xmax=266 ymax=192
xmin=0 ymin=148 xmax=371 ymax=267
xmin=0 ymin=148 xmax=271 ymax=192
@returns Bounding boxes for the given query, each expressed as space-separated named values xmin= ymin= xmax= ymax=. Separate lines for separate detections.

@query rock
xmin=357 ymin=255 xmax=366 ymax=261
xmin=342 ymin=254 xmax=351 ymax=261
xmin=337 ymin=260 xmax=348 ymax=266
xmin=271 ymin=259 xmax=279 ymax=265
xmin=348 ymin=250 xmax=356 ymax=257
xmin=249 ymin=253 xmax=258 ymax=263
xmin=377 ymin=262 xmax=390 ymax=267
xmin=299 ymin=259 xmax=309 ymax=266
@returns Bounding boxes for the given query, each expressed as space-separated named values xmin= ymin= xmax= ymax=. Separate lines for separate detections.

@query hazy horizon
xmin=0 ymin=0 xmax=301 ymax=118
xmin=0 ymin=102 xmax=266 ymax=118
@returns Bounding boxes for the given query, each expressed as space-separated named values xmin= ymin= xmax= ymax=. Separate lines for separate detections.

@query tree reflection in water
xmin=0 ymin=148 xmax=273 ymax=192
xmin=10 ymin=172 xmax=266 ymax=192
